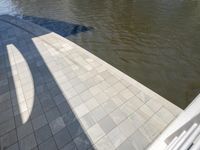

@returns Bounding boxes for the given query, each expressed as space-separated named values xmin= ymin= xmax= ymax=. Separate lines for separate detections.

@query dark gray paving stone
xmin=0 ymin=129 xmax=17 ymax=149
xmin=6 ymin=143 xmax=19 ymax=150
xmin=17 ymin=121 xmax=33 ymax=140
xmin=49 ymin=86 xmax=62 ymax=97
xmin=14 ymin=110 xmax=30 ymax=127
xmin=35 ymin=124 xmax=52 ymax=144
xmin=60 ymin=141 xmax=77 ymax=150
xmin=45 ymin=107 xmax=60 ymax=123
xmin=73 ymin=133 xmax=92 ymax=150
xmin=19 ymin=133 xmax=37 ymax=150
xmin=49 ymin=117 xmax=66 ymax=135
xmin=57 ymin=101 xmax=71 ymax=115
xmin=32 ymin=114 xmax=48 ymax=130
xmin=38 ymin=137 xmax=58 ymax=150
xmin=30 ymin=104 xmax=44 ymax=119
xmin=41 ymin=98 xmax=56 ymax=112
xmin=67 ymin=120 xmax=84 ymax=139
xmin=0 ymin=100 xmax=12 ymax=112
xmin=53 ymin=94 xmax=66 ymax=106
xmin=62 ymin=111 xmax=76 ymax=125
xmin=0 ymin=118 xmax=15 ymax=136
xmin=99 ymin=116 xmax=116 ymax=134
xmin=0 ymin=108 xmax=13 ymax=124
xmin=0 ymin=92 xmax=10 ymax=104
xmin=53 ymin=127 xmax=72 ymax=149
xmin=32 ymin=147 xmax=39 ymax=150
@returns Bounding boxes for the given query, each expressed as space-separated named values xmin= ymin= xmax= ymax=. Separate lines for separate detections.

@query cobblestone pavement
xmin=0 ymin=15 xmax=182 ymax=150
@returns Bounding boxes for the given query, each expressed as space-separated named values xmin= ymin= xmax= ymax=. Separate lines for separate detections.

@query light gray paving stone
xmin=107 ymin=127 xmax=126 ymax=148
xmin=38 ymin=137 xmax=58 ymax=150
xmin=156 ymin=107 xmax=174 ymax=124
xmin=99 ymin=116 xmax=116 ymax=134
xmin=17 ymin=121 xmax=33 ymax=140
xmin=95 ymin=136 xmax=115 ymax=150
xmin=119 ymin=89 xmax=134 ymax=100
xmin=95 ymin=92 xmax=109 ymax=104
xmin=136 ymin=92 xmax=151 ymax=103
xmin=116 ymin=139 xmax=135 ymax=150
xmin=80 ymin=90 xmax=93 ymax=102
xmin=53 ymin=127 xmax=72 ymax=149
xmin=32 ymin=114 xmax=48 ymax=130
xmin=85 ymin=98 xmax=99 ymax=111
xmin=35 ymin=124 xmax=52 ymax=144
xmin=128 ymin=85 xmax=141 ymax=95
xmin=146 ymin=98 xmax=162 ymax=112
xmin=109 ymin=109 xmax=127 ymax=124
xmin=139 ymin=115 xmax=166 ymax=141
xmin=80 ymin=113 xmax=95 ymax=130
xmin=101 ymin=100 xmax=117 ymax=114
xmin=90 ymin=105 xmax=107 ymax=122
xmin=49 ymin=117 xmax=66 ymax=135
xmin=87 ymin=124 xmax=105 ymax=143
xmin=0 ymin=129 xmax=17 ymax=149
xmin=74 ymin=83 xmax=87 ymax=94
xmin=128 ymin=130 xmax=150 ymax=150
xmin=74 ymin=103 xmax=89 ymax=118
xmin=112 ymin=82 xmax=126 ymax=93
xmin=118 ymin=118 xmax=136 ymax=138
xmin=19 ymin=133 xmax=37 ymax=150
xmin=68 ymin=95 xmax=83 ymax=108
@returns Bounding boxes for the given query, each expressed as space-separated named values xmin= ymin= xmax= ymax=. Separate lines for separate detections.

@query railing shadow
xmin=0 ymin=16 xmax=94 ymax=150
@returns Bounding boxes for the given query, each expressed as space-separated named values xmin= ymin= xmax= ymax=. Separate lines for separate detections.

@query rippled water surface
xmin=1 ymin=0 xmax=200 ymax=108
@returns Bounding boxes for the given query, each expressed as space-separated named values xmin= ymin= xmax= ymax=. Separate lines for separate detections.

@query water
xmin=1 ymin=0 xmax=200 ymax=109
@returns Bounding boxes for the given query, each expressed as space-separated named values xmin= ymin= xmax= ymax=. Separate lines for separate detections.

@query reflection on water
xmin=1 ymin=0 xmax=200 ymax=108
xmin=22 ymin=16 xmax=93 ymax=37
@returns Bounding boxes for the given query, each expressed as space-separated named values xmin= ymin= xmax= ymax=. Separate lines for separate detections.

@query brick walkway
xmin=0 ymin=15 xmax=182 ymax=150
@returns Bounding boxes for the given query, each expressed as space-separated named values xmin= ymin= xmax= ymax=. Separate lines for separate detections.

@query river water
xmin=1 ymin=0 xmax=200 ymax=108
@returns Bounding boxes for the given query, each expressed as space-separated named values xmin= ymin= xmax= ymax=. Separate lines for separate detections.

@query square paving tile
xmin=99 ymin=116 xmax=116 ymax=134
xmin=35 ymin=124 xmax=52 ymax=144
xmin=38 ymin=137 xmax=58 ymax=150
xmin=19 ymin=133 xmax=37 ymax=150
xmin=53 ymin=127 xmax=72 ymax=149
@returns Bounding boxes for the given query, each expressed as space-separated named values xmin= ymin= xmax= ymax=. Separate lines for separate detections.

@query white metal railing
xmin=148 ymin=94 xmax=200 ymax=150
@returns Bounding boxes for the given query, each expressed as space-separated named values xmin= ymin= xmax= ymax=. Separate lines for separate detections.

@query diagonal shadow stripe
xmin=22 ymin=15 xmax=93 ymax=37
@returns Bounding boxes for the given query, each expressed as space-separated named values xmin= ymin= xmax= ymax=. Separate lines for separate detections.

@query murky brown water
xmin=1 ymin=0 xmax=200 ymax=108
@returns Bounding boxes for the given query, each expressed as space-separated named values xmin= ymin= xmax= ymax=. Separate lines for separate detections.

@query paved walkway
xmin=0 ymin=15 xmax=182 ymax=150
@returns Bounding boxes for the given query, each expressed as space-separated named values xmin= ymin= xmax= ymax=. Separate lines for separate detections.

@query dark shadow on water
xmin=22 ymin=15 xmax=93 ymax=37
xmin=0 ymin=16 xmax=94 ymax=150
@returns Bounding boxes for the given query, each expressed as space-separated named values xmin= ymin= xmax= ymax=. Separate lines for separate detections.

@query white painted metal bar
xmin=179 ymin=124 xmax=200 ymax=150
xmin=190 ymin=136 xmax=200 ymax=150
xmin=165 ymin=136 xmax=178 ymax=150
xmin=171 ymin=123 xmax=198 ymax=150
xmin=166 ymin=131 xmax=186 ymax=150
